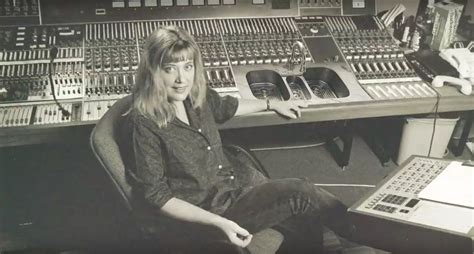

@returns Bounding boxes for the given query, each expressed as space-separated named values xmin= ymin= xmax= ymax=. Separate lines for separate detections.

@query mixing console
xmin=0 ymin=0 xmax=40 ymax=25
xmin=0 ymin=24 xmax=84 ymax=106
xmin=0 ymin=101 xmax=81 ymax=127
xmin=204 ymin=67 xmax=237 ymax=94
xmin=84 ymin=72 xmax=133 ymax=100
xmin=0 ymin=25 xmax=83 ymax=57
xmin=33 ymin=103 xmax=74 ymax=125
xmin=299 ymin=0 xmax=341 ymax=8
xmin=84 ymin=22 xmax=138 ymax=100
xmin=39 ymin=0 xmax=299 ymax=24
xmin=82 ymin=99 xmax=117 ymax=121
xmin=0 ymin=104 xmax=33 ymax=127
xmin=326 ymin=15 xmax=438 ymax=100
xmin=218 ymin=18 xmax=311 ymax=65
xmin=298 ymin=0 xmax=342 ymax=16
xmin=0 ymin=61 xmax=84 ymax=101
xmin=0 ymin=0 xmax=38 ymax=16
xmin=0 ymin=1 xmax=450 ymax=130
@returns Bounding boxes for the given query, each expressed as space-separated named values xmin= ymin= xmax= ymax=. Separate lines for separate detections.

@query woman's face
xmin=158 ymin=59 xmax=195 ymax=104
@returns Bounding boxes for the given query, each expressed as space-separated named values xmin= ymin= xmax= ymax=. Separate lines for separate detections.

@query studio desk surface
xmin=1 ymin=61 xmax=473 ymax=148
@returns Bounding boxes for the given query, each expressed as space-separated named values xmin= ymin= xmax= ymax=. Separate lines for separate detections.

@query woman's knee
xmin=271 ymin=178 xmax=317 ymax=194
xmin=273 ymin=178 xmax=340 ymax=206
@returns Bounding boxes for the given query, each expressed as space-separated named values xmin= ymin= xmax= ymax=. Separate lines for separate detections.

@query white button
xmin=198 ymin=128 xmax=202 ymax=132
xmin=218 ymin=165 xmax=223 ymax=169
xmin=229 ymin=175 xmax=235 ymax=180
xmin=207 ymin=146 xmax=211 ymax=150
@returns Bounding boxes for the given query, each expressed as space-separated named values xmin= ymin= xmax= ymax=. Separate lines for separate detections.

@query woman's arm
xmin=235 ymin=98 xmax=308 ymax=119
xmin=161 ymin=197 xmax=253 ymax=247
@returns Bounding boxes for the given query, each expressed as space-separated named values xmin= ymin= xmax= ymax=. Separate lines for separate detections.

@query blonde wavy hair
xmin=132 ymin=25 xmax=207 ymax=128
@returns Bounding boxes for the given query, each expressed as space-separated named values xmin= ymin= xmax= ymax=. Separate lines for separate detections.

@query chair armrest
xmin=222 ymin=144 xmax=269 ymax=178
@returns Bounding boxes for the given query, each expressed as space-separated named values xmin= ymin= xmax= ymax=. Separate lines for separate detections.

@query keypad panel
xmin=355 ymin=157 xmax=450 ymax=219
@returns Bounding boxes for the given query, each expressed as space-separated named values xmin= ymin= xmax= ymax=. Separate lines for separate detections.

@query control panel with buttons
xmin=353 ymin=156 xmax=450 ymax=219
xmin=324 ymin=15 xmax=437 ymax=100
xmin=349 ymin=156 xmax=474 ymax=254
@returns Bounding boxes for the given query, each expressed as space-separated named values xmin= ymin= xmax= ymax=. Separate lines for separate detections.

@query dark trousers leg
xmin=274 ymin=214 xmax=324 ymax=254
xmin=223 ymin=178 xmax=355 ymax=253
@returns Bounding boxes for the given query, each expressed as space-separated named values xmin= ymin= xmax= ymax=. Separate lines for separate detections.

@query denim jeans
xmin=223 ymin=178 xmax=355 ymax=253
xmin=137 ymin=178 xmax=354 ymax=253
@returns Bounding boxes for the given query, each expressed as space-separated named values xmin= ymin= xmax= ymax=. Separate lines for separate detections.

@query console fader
xmin=0 ymin=101 xmax=80 ymax=127
xmin=218 ymin=17 xmax=311 ymax=65
xmin=84 ymin=22 xmax=138 ymax=100
xmin=326 ymin=15 xmax=438 ymax=100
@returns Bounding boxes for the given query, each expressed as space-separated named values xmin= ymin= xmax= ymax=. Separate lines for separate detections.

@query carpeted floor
xmin=253 ymin=134 xmax=395 ymax=207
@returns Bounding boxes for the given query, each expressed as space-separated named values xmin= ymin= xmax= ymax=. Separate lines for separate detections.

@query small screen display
xmin=223 ymin=0 xmax=235 ymax=4
xmin=192 ymin=0 xmax=204 ymax=5
xmin=112 ymin=0 xmax=125 ymax=8
xmin=352 ymin=0 xmax=365 ymax=8
xmin=128 ymin=0 xmax=141 ymax=7
xmin=208 ymin=0 xmax=220 ymax=5
xmin=405 ymin=199 xmax=420 ymax=208
xmin=160 ymin=0 xmax=173 ymax=6
xmin=144 ymin=0 xmax=158 ymax=6
xmin=176 ymin=0 xmax=189 ymax=6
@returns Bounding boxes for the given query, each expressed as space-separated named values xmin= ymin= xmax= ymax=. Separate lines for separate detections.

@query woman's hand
xmin=215 ymin=218 xmax=253 ymax=247
xmin=269 ymin=100 xmax=308 ymax=119
xmin=161 ymin=198 xmax=252 ymax=248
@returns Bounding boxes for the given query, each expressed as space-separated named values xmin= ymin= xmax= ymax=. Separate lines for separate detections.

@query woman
xmin=122 ymin=26 xmax=357 ymax=253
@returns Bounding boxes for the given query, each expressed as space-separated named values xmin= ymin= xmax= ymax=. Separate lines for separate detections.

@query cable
xmin=250 ymin=141 xmax=327 ymax=151
xmin=250 ymin=136 xmax=342 ymax=151
xmin=427 ymin=89 xmax=441 ymax=157
xmin=313 ymin=183 xmax=376 ymax=188
xmin=49 ymin=46 xmax=70 ymax=117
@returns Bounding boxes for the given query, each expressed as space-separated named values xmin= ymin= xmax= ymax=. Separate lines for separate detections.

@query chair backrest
xmin=90 ymin=95 xmax=133 ymax=211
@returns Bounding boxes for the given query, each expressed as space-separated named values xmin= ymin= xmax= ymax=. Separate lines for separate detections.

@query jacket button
xmin=198 ymin=128 xmax=202 ymax=132
xmin=207 ymin=146 xmax=211 ymax=150
xmin=218 ymin=164 xmax=223 ymax=169
xmin=229 ymin=175 xmax=235 ymax=180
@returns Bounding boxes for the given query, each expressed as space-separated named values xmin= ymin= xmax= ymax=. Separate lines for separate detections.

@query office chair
xmin=90 ymin=95 xmax=283 ymax=254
